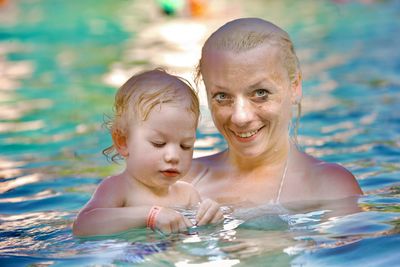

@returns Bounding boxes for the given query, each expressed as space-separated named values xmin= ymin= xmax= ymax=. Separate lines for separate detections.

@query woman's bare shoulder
xmin=303 ymin=153 xmax=363 ymax=199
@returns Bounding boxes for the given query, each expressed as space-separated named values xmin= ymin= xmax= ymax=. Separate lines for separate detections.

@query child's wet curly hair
xmin=103 ymin=68 xmax=200 ymax=162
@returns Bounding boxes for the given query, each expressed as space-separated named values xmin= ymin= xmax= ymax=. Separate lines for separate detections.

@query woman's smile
xmin=230 ymin=126 xmax=265 ymax=142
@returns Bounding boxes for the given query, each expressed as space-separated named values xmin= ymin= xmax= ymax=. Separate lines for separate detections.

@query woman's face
xmin=201 ymin=44 xmax=300 ymax=158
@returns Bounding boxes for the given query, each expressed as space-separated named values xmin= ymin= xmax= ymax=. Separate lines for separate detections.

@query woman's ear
xmin=291 ymin=73 xmax=303 ymax=104
xmin=112 ymin=129 xmax=129 ymax=157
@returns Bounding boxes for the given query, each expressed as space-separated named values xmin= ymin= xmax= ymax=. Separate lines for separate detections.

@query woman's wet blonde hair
xmin=195 ymin=17 xmax=302 ymax=143
xmin=103 ymin=68 xmax=200 ymax=162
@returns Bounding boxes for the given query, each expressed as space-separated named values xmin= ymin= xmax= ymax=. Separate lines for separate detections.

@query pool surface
xmin=1 ymin=0 xmax=399 ymax=266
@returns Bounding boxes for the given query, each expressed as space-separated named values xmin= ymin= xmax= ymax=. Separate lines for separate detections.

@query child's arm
xmin=73 ymin=176 xmax=148 ymax=236
xmin=73 ymin=176 xmax=193 ymax=236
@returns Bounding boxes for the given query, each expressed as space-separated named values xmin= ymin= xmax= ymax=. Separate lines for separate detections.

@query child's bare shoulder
xmin=92 ymin=174 xmax=129 ymax=204
xmin=97 ymin=174 xmax=126 ymax=191
xmin=78 ymin=174 xmax=129 ymax=212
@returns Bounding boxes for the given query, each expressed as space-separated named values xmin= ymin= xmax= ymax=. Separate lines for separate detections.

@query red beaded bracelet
xmin=146 ymin=206 xmax=162 ymax=230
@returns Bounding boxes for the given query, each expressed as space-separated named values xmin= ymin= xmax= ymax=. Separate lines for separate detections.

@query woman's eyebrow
xmin=210 ymin=84 xmax=228 ymax=91
xmin=248 ymin=79 xmax=275 ymax=89
xmin=209 ymin=80 xmax=276 ymax=92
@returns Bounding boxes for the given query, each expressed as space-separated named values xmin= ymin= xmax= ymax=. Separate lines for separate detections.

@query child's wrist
xmin=146 ymin=206 xmax=162 ymax=230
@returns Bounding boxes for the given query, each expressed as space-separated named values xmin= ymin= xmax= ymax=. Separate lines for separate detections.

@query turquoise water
xmin=1 ymin=0 xmax=399 ymax=266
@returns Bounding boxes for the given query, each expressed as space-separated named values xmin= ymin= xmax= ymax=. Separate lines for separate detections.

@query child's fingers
xmin=210 ymin=209 xmax=224 ymax=224
xmin=177 ymin=220 xmax=186 ymax=232
xmin=195 ymin=201 xmax=209 ymax=223
xmin=197 ymin=203 xmax=220 ymax=226
xmin=155 ymin=208 xmax=195 ymax=233
xmin=173 ymin=213 xmax=186 ymax=233
xmin=156 ymin=208 xmax=182 ymax=234
xmin=177 ymin=216 xmax=191 ymax=232
xmin=159 ymin=224 xmax=172 ymax=235
xmin=183 ymin=215 xmax=193 ymax=228
xmin=168 ymin=221 xmax=176 ymax=233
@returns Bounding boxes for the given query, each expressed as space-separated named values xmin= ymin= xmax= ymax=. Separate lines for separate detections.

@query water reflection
xmin=0 ymin=210 xmax=73 ymax=254
xmin=0 ymin=189 xmax=60 ymax=203
xmin=0 ymin=173 xmax=41 ymax=194
xmin=0 ymin=120 xmax=45 ymax=133
xmin=0 ymin=195 xmax=398 ymax=266
xmin=0 ymin=99 xmax=52 ymax=121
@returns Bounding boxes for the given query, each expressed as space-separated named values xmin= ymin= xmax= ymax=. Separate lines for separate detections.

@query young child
xmin=73 ymin=69 xmax=223 ymax=236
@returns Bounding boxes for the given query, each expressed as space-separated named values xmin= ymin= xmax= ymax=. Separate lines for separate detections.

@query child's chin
xmin=160 ymin=179 xmax=179 ymax=186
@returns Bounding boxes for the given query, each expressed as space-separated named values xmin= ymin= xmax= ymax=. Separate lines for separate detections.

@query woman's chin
xmin=227 ymin=135 xmax=269 ymax=159
xmin=231 ymin=146 xmax=265 ymax=159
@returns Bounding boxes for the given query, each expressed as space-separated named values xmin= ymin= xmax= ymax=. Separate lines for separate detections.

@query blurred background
xmin=0 ymin=0 xmax=399 ymax=266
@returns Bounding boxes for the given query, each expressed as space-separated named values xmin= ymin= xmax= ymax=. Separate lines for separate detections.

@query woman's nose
xmin=231 ymin=97 xmax=253 ymax=127
xmin=164 ymin=146 xmax=179 ymax=164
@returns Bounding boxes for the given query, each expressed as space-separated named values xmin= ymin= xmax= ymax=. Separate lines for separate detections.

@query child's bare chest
xmin=123 ymin=186 xmax=189 ymax=209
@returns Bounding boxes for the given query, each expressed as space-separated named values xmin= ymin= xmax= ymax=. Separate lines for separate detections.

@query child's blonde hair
xmin=103 ymin=68 xmax=200 ymax=162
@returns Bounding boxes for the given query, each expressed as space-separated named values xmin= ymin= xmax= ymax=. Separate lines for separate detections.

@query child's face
xmin=123 ymin=101 xmax=197 ymax=189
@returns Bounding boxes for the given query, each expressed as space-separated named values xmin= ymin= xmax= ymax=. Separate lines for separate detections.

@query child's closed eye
xmin=151 ymin=141 xmax=165 ymax=148
xmin=180 ymin=144 xmax=193 ymax=150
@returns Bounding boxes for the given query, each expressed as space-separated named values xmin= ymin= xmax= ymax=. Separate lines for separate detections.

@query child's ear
xmin=112 ymin=130 xmax=129 ymax=157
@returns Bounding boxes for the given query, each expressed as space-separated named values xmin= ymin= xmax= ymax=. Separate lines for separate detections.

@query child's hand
xmin=154 ymin=207 xmax=193 ymax=234
xmin=195 ymin=198 xmax=224 ymax=226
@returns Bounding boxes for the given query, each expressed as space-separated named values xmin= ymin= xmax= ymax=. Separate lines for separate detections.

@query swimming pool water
xmin=0 ymin=0 xmax=399 ymax=266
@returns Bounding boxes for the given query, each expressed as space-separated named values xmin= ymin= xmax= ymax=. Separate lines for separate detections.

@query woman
xmin=184 ymin=18 xmax=362 ymax=209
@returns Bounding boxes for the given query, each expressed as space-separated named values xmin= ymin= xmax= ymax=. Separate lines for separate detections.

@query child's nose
xmin=164 ymin=146 xmax=179 ymax=164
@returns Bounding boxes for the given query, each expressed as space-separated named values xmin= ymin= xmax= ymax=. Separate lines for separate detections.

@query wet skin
xmin=184 ymin=44 xmax=362 ymax=207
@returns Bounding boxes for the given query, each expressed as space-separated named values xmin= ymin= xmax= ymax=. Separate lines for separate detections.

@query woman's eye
xmin=255 ymin=89 xmax=269 ymax=97
xmin=213 ymin=92 xmax=231 ymax=104
xmin=151 ymin=142 xmax=165 ymax=148
xmin=253 ymin=89 xmax=270 ymax=100
xmin=215 ymin=93 xmax=227 ymax=100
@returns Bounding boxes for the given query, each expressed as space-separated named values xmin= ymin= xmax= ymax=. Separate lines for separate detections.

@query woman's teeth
xmin=235 ymin=129 xmax=259 ymax=138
